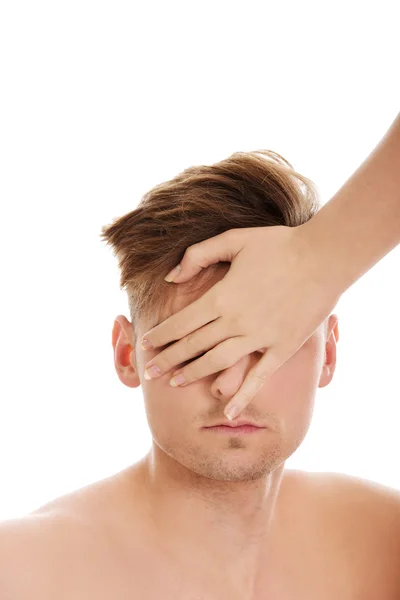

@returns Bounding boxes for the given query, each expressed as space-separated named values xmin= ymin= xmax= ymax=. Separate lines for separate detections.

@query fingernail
xmin=170 ymin=373 xmax=186 ymax=386
xmin=144 ymin=365 xmax=162 ymax=380
xmin=225 ymin=405 xmax=239 ymax=421
xmin=164 ymin=264 xmax=181 ymax=283
xmin=141 ymin=338 xmax=153 ymax=351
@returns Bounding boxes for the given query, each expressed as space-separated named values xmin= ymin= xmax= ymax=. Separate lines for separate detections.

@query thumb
xmin=164 ymin=228 xmax=243 ymax=283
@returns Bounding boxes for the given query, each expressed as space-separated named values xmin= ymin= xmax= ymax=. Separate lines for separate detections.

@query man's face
xmin=118 ymin=264 xmax=339 ymax=483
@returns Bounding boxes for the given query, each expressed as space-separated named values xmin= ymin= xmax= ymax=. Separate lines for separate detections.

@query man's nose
xmin=210 ymin=354 xmax=254 ymax=401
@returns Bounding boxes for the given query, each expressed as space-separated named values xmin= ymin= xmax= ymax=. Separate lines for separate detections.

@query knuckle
xmin=184 ymin=244 xmax=199 ymax=259
xmin=253 ymin=372 xmax=267 ymax=383
xmin=158 ymin=354 xmax=176 ymax=371
xmin=207 ymin=347 xmax=228 ymax=369
xmin=240 ymin=391 xmax=253 ymax=403
xmin=182 ymin=356 xmax=207 ymax=383
xmin=229 ymin=312 xmax=247 ymax=331
xmin=167 ymin=319 xmax=185 ymax=341
xmin=184 ymin=332 xmax=199 ymax=351
xmin=223 ymin=227 xmax=239 ymax=241
xmin=236 ymin=387 xmax=253 ymax=404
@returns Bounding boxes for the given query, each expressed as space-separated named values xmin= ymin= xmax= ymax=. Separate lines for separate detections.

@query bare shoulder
xmin=305 ymin=469 xmax=400 ymax=528
xmin=0 ymin=508 xmax=108 ymax=600
xmin=301 ymin=470 xmax=400 ymax=593
xmin=0 ymin=511 xmax=74 ymax=599
xmin=0 ymin=467 xmax=147 ymax=599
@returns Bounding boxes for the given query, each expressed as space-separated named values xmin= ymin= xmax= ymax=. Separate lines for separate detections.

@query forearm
xmin=301 ymin=112 xmax=400 ymax=295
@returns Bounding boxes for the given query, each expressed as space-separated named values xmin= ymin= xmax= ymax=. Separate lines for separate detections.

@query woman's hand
xmin=141 ymin=224 xmax=343 ymax=420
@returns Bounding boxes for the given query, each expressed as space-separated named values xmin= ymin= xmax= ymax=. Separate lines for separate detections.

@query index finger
xmin=140 ymin=283 xmax=221 ymax=350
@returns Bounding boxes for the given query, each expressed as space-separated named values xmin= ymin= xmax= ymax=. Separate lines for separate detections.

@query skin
xmin=138 ymin=113 xmax=400 ymax=420
xmin=112 ymin=262 xmax=339 ymax=596
xmin=3 ymin=115 xmax=400 ymax=598
xmin=3 ymin=264 xmax=400 ymax=598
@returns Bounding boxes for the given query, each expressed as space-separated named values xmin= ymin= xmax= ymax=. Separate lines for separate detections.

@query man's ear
xmin=319 ymin=314 xmax=339 ymax=388
xmin=331 ymin=314 xmax=339 ymax=343
xmin=112 ymin=315 xmax=141 ymax=389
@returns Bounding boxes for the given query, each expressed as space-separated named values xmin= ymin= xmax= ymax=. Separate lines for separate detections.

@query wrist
xmin=294 ymin=220 xmax=347 ymax=302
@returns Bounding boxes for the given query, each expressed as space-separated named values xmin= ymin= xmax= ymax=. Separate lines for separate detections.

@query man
xmin=2 ymin=135 xmax=400 ymax=598
xmin=1 ymin=260 xmax=399 ymax=599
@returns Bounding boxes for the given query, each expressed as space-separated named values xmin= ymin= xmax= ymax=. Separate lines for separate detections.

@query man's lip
xmin=204 ymin=421 xmax=264 ymax=428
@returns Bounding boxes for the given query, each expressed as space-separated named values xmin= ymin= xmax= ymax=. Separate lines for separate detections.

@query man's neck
xmin=138 ymin=447 xmax=288 ymax=596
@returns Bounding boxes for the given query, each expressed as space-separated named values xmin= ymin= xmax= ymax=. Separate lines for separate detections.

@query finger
xmin=164 ymin=228 xmax=243 ymax=283
xmin=143 ymin=318 xmax=227 ymax=377
xmin=223 ymin=349 xmax=290 ymax=420
xmin=141 ymin=281 xmax=221 ymax=350
xmin=167 ymin=336 xmax=256 ymax=387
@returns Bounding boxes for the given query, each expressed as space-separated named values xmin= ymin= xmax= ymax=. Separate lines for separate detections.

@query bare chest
xmin=38 ymin=471 xmax=400 ymax=600
xmin=58 ymin=534 xmax=373 ymax=600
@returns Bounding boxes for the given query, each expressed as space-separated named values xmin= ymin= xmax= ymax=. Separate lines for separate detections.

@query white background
xmin=0 ymin=1 xmax=399 ymax=520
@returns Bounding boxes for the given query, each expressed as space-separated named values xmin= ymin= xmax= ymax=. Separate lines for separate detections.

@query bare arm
xmin=300 ymin=112 xmax=400 ymax=294
xmin=139 ymin=112 xmax=400 ymax=418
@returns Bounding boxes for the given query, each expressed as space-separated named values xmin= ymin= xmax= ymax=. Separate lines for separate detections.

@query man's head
xmin=110 ymin=263 xmax=339 ymax=483
xmin=101 ymin=150 xmax=339 ymax=482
